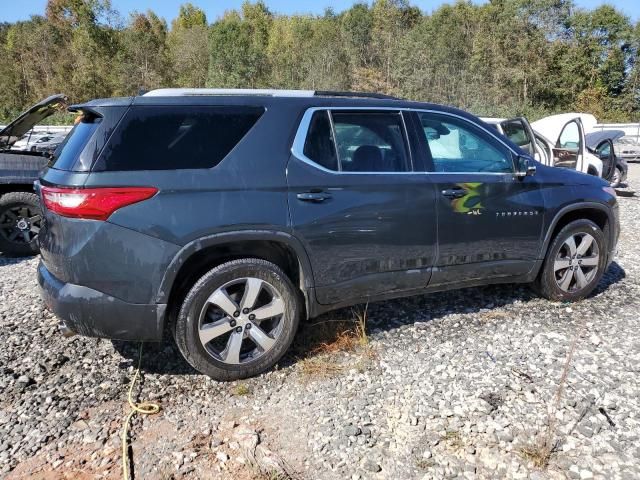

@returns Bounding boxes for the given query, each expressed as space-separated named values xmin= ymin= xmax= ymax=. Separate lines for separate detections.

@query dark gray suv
xmin=37 ymin=89 xmax=620 ymax=380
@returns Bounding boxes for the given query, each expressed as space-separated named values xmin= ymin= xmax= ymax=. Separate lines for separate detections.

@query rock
xmin=344 ymin=425 xmax=362 ymax=437
xmin=362 ymin=458 xmax=381 ymax=473
xmin=215 ymin=452 xmax=229 ymax=463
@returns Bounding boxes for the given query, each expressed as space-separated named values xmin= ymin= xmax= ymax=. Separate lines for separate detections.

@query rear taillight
xmin=41 ymin=186 xmax=158 ymax=220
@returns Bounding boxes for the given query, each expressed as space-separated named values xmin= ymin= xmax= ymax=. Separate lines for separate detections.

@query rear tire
xmin=174 ymin=258 xmax=301 ymax=381
xmin=535 ymin=219 xmax=606 ymax=302
xmin=0 ymin=192 xmax=42 ymax=256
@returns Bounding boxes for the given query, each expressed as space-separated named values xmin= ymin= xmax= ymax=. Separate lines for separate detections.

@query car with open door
xmin=481 ymin=117 xmax=545 ymax=162
xmin=0 ymin=94 xmax=68 ymax=255
xmin=531 ymin=113 xmax=604 ymax=178
xmin=585 ymin=130 xmax=627 ymax=187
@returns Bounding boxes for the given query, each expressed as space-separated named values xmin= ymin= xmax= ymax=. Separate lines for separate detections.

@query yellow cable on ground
xmin=121 ymin=343 xmax=161 ymax=480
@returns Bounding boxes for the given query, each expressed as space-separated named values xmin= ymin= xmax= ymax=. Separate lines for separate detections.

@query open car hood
xmin=585 ymin=129 xmax=625 ymax=149
xmin=0 ymin=94 xmax=68 ymax=149
xmin=530 ymin=113 xmax=597 ymax=144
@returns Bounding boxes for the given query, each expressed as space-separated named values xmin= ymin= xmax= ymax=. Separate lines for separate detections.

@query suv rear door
xmin=287 ymin=108 xmax=437 ymax=305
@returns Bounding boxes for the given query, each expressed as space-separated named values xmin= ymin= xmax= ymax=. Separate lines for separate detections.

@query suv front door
xmin=287 ymin=108 xmax=438 ymax=305
xmin=412 ymin=111 xmax=545 ymax=285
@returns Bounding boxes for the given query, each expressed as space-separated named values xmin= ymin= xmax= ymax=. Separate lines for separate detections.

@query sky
xmin=1 ymin=0 xmax=639 ymax=24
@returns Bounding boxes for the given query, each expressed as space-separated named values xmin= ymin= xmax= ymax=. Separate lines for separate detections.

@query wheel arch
xmin=541 ymin=202 xmax=612 ymax=260
xmin=158 ymin=230 xmax=316 ymax=330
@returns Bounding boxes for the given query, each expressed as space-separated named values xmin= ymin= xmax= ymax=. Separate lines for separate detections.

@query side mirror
xmin=516 ymin=155 xmax=536 ymax=179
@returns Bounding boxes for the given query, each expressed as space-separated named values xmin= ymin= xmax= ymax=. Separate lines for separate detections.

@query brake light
xmin=41 ymin=186 xmax=158 ymax=220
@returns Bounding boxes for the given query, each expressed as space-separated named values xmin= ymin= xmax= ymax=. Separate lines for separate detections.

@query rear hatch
xmin=37 ymin=99 xmax=132 ymax=283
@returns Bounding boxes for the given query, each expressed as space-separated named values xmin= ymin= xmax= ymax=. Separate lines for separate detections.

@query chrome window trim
xmin=291 ymin=106 xmax=519 ymax=175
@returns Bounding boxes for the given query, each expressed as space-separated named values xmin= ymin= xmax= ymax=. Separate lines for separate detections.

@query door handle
xmin=441 ymin=188 xmax=466 ymax=199
xmin=296 ymin=191 xmax=331 ymax=203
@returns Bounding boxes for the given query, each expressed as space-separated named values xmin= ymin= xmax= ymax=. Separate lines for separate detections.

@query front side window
xmin=96 ymin=105 xmax=264 ymax=171
xmin=418 ymin=112 xmax=513 ymax=173
xmin=301 ymin=110 xmax=410 ymax=173
xmin=595 ymin=141 xmax=610 ymax=159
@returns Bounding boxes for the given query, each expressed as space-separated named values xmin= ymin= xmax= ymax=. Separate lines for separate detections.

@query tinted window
xmin=96 ymin=106 xmax=263 ymax=171
xmin=50 ymin=115 xmax=100 ymax=171
xmin=332 ymin=112 xmax=410 ymax=172
xmin=303 ymin=111 xmax=338 ymax=171
xmin=418 ymin=113 xmax=512 ymax=173
xmin=501 ymin=119 xmax=533 ymax=155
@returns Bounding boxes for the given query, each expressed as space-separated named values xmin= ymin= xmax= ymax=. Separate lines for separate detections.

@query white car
xmin=614 ymin=136 xmax=640 ymax=162
xmin=482 ymin=114 xmax=604 ymax=178
xmin=12 ymin=131 xmax=53 ymax=151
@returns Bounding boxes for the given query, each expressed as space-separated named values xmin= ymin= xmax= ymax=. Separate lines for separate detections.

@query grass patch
xmin=415 ymin=458 xmax=434 ymax=470
xmin=232 ymin=383 xmax=252 ymax=396
xmin=294 ymin=304 xmax=376 ymax=380
xmin=519 ymin=442 xmax=553 ymax=469
xmin=298 ymin=356 xmax=345 ymax=379
xmin=443 ymin=430 xmax=463 ymax=449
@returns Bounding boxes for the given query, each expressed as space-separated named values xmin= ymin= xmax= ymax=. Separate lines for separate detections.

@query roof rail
xmin=142 ymin=88 xmax=400 ymax=100
xmin=143 ymin=88 xmax=315 ymax=97
xmin=314 ymin=90 xmax=400 ymax=100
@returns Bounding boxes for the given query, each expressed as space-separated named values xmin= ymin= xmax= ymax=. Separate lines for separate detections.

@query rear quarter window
xmin=94 ymin=105 xmax=264 ymax=171
xmin=50 ymin=115 xmax=100 ymax=171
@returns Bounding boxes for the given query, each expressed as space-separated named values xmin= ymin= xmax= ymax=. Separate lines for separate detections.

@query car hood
xmin=0 ymin=94 xmax=68 ymax=149
xmin=530 ymin=113 xmax=597 ymax=144
xmin=585 ymin=130 xmax=625 ymax=149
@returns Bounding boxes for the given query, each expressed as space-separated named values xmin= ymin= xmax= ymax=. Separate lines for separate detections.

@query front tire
xmin=610 ymin=165 xmax=623 ymax=187
xmin=0 ymin=192 xmax=42 ymax=256
xmin=174 ymin=258 xmax=301 ymax=381
xmin=535 ymin=219 xmax=606 ymax=302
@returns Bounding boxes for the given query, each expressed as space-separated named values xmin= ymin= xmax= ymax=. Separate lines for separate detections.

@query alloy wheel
xmin=198 ymin=277 xmax=285 ymax=365
xmin=553 ymin=232 xmax=599 ymax=292
xmin=0 ymin=205 xmax=42 ymax=244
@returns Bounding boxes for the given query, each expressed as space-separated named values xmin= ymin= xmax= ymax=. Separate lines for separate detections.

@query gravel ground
xmin=1 ymin=166 xmax=639 ymax=480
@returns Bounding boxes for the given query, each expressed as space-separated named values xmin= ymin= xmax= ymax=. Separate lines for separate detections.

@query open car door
xmin=552 ymin=118 xmax=585 ymax=171
xmin=499 ymin=117 xmax=543 ymax=161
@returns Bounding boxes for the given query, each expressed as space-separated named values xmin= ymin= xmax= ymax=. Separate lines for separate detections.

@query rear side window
xmin=50 ymin=114 xmax=100 ymax=171
xmin=301 ymin=110 xmax=410 ymax=172
xmin=95 ymin=106 xmax=264 ymax=171
xmin=303 ymin=111 xmax=338 ymax=171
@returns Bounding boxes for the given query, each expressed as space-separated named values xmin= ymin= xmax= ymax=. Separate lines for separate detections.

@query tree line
xmin=0 ymin=0 xmax=638 ymax=124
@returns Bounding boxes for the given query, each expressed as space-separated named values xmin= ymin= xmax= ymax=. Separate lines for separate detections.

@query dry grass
xmin=295 ymin=304 xmax=375 ymax=380
xmin=232 ymin=383 xmax=252 ymax=396
xmin=518 ymin=317 xmax=586 ymax=469
xmin=519 ymin=441 xmax=553 ymax=469
xmin=443 ymin=430 xmax=463 ymax=450
xmin=298 ymin=356 xmax=345 ymax=379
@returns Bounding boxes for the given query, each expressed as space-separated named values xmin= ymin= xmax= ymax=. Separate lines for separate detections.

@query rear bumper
xmin=38 ymin=261 xmax=166 ymax=342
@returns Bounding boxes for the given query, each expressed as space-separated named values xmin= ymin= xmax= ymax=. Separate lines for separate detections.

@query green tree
xmin=168 ymin=3 xmax=209 ymax=88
